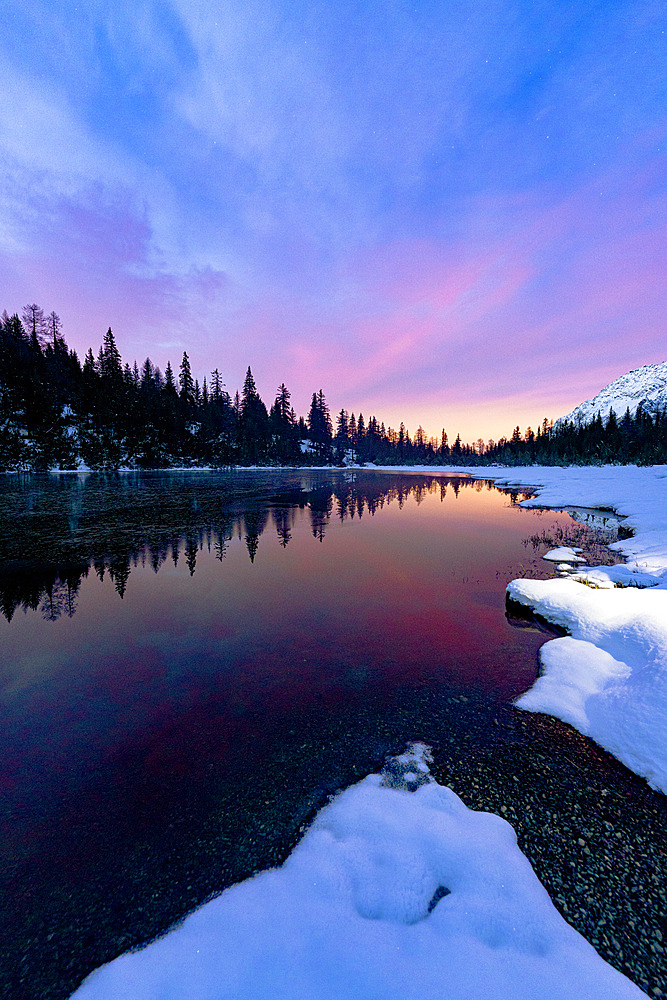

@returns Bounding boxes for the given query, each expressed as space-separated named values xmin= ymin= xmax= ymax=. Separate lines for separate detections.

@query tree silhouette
xmin=179 ymin=352 xmax=195 ymax=405
xmin=2 ymin=298 xmax=666 ymax=471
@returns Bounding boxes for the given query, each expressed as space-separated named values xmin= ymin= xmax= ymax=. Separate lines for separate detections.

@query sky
xmin=0 ymin=0 xmax=665 ymax=443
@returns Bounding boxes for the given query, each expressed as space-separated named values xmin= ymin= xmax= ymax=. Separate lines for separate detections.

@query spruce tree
xmin=241 ymin=367 xmax=260 ymax=412
xmin=164 ymin=361 xmax=177 ymax=394
xmin=274 ymin=383 xmax=292 ymax=423
xmin=335 ymin=408 xmax=349 ymax=462
xmin=100 ymin=328 xmax=122 ymax=383
xmin=179 ymin=351 xmax=194 ymax=404
xmin=239 ymin=367 xmax=268 ymax=463
xmin=308 ymin=390 xmax=333 ymax=462
xmin=270 ymin=383 xmax=295 ymax=463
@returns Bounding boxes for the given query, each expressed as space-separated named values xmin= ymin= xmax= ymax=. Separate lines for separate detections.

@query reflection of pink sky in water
xmin=0 ymin=477 xmax=606 ymax=995
xmin=0 ymin=481 xmax=574 ymax=798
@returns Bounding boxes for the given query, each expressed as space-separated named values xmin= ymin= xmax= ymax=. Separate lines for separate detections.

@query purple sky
xmin=1 ymin=1 xmax=665 ymax=442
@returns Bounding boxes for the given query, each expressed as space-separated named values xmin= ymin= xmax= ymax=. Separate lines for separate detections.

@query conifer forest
xmin=1 ymin=306 xmax=666 ymax=471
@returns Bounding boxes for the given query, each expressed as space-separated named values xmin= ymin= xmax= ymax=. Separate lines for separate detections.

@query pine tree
xmin=270 ymin=383 xmax=295 ymax=462
xmin=398 ymin=422 xmax=406 ymax=454
xmin=179 ymin=351 xmax=194 ymax=404
xmin=317 ymin=389 xmax=332 ymax=439
xmin=349 ymin=413 xmax=357 ymax=448
xmin=22 ymin=304 xmax=45 ymax=350
xmin=239 ymin=367 xmax=268 ymax=463
xmin=274 ymin=383 xmax=292 ymax=423
xmin=308 ymin=390 xmax=333 ymax=462
xmin=100 ymin=328 xmax=122 ymax=383
xmin=140 ymin=358 xmax=154 ymax=389
xmin=241 ymin=367 xmax=259 ymax=412
xmin=210 ymin=369 xmax=222 ymax=402
xmin=83 ymin=348 xmax=97 ymax=377
xmin=335 ymin=408 xmax=349 ymax=462
xmin=164 ymin=361 xmax=177 ymax=394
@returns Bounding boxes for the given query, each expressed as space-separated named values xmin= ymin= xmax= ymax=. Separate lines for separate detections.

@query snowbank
xmin=486 ymin=466 xmax=667 ymax=795
xmin=453 ymin=464 xmax=667 ymax=794
xmin=373 ymin=465 xmax=667 ymax=793
xmin=72 ymin=746 xmax=644 ymax=1000
xmin=542 ymin=546 xmax=586 ymax=563
xmin=509 ymin=578 xmax=667 ymax=792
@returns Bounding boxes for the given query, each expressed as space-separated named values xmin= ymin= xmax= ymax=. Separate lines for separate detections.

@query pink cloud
xmin=2 ymin=136 xmax=664 ymax=446
xmin=220 ymin=180 xmax=664 ymax=439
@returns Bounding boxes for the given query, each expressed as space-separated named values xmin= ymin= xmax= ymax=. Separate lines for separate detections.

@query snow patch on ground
xmin=542 ymin=546 xmax=586 ymax=563
xmin=569 ymin=564 xmax=659 ymax=589
xmin=483 ymin=466 xmax=667 ymax=795
xmin=72 ymin=745 xmax=645 ymax=1000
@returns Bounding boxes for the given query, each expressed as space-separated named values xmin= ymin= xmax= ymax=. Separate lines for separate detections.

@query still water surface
xmin=0 ymin=470 xmax=619 ymax=998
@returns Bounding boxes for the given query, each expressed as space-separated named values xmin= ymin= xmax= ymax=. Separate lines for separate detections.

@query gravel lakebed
xmin=7 ymin=689 xmax=665 ymax=1000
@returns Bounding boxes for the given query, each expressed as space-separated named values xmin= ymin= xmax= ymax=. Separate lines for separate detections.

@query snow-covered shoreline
xmin=72 ymin=745 xmax=647 ymax=1000
xmin=372 ymin=464 xmax=667 ymax=795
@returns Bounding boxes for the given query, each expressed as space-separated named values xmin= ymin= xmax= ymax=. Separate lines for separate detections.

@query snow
xmin=569 ymin=564 xmax=659 ymax=589
xmin=71 ymin=745 xmax=645 ymax=1000
xmin=509 ymin=577 xmax=667 ymax=793
xmin=477 ymin=465 xmax=667 ymax=794
xmin=542 ymin=546 xmax=586 ymax=563
xmin=552 ymin=360 xmax=667 ymax=429
xmin=371 ymin=464 xmax=667 ymax=793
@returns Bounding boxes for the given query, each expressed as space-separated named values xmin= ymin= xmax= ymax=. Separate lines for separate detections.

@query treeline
xmin=472 ymin=410 xmax=667 ymax=466
xmin=0 ymin=305 xmax=400 ymax=470
xmin=0 ymin=306 xmax=328 ymax=469
xmin=1 ymin=305 xmax=666 ymax=470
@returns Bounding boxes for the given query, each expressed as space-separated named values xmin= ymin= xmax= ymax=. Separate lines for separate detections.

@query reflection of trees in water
xmin=40 ymin=578 xmax=81 ymax=621
xmin=308 ymin=487 xmax=334 ymax=542
xmin=0 ymin=474 xmax=493 ymax=621
xmin=272 ymin=507 xmax=295 ymax=548
xmin=0 ymin=562 xmax=88 ymax=623
xmin=243 ymin=509 xmax=269 ymax=564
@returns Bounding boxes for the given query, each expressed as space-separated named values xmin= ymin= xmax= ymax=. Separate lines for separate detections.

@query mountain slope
xmin=554 ymin=361 xmax=667 ymax=429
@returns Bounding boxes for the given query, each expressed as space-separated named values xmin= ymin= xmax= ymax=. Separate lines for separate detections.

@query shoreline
xmin=362 ymin=464 xmax=667 ymax=794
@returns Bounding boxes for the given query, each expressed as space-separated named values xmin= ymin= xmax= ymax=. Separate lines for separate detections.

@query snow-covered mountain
xmin=554 ymin=361 xmax=667 ymax=429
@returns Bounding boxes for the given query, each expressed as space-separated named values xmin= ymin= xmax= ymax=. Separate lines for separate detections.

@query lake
xmin=0 ymin=469 xmax=663 ymax=999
